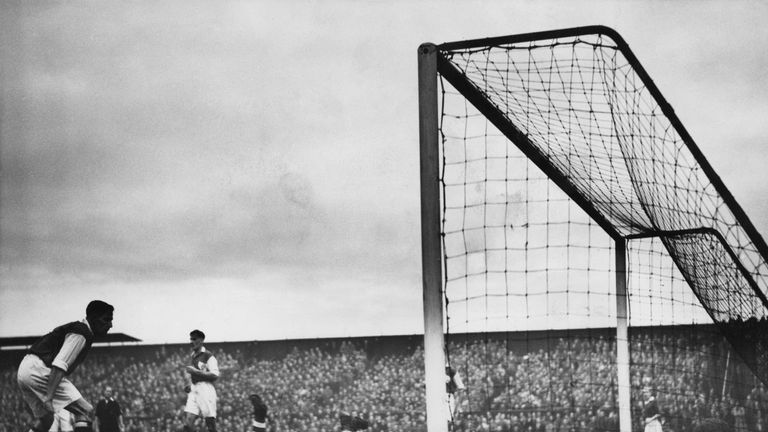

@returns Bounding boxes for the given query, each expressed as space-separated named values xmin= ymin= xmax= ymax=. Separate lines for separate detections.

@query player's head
xmin=104 ymin=386 xmax=113 ymax=398
xmin=641 ymin=376 xmax=654 ymax=395
xmin=190 ymin=329 xmax=206 ymax=349
xmin=598 ymin=402 xmax=612 ymax=416
xmin=86 ymin=300 xmax=114 ymax=336
xmin=249 ymin=393 xmax=263 ymax=406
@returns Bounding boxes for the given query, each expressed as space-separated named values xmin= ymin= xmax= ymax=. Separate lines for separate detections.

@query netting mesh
xmin=434 ymin=29 xmax=768 ymax=432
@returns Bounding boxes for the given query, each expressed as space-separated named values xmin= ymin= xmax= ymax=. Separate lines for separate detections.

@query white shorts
xmin=49 ymin=409 xmax=74 ymax=432
xmin=645 ymin=419 xmax=663 ymax=432
xmin=185 ymin=382 xmax=217 ymax=418
xmin=17 ymin=354 xmax=83 ymax=419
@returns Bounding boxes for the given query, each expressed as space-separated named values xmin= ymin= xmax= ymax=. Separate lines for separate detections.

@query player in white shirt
xmin=182 ymin=329 xmax=220 ymax=432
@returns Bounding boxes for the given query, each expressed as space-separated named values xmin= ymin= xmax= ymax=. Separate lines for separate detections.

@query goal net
xmin=418 ymin=26 xmax=768 ymax=432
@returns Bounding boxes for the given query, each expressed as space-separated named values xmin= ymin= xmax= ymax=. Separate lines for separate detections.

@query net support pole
xmin=615 ymin=238 xmax=632 ymax=432
xmin=418 ymin=43 xmax=448 ymax=432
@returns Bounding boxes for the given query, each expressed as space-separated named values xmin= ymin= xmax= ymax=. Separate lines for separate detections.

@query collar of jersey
xmin=80 ymin=318 xmax=92 ymax=333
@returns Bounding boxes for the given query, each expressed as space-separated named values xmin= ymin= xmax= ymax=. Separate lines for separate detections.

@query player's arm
xmin=643 ymin=398 xmax=661 ymax=424
xmin=44 ymin=333 xmax=87 ymax=410
xmin=43 ymin=366 xmax=67 ymax=411
xmin=453 ymin=370 xmax=466 ymax=391
xmin=180 ymin=363 xmax=192 ymax=392
xmin=644 ymin=415 xmax=661 ymax=425
xmin=186 ymin=367 xmax=219 ymax=380
xmin=185 ymin=367 xmax=219 ymax=381
xmin=118 ymin=403 xmax=125 ymax=430
xmin=186 ymin=356 xmax=220 ymax=382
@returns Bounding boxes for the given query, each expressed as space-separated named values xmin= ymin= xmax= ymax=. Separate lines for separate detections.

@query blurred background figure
xmin=249 ymin=393 xmax=267 ymax=432
xmin=94 ymin=386 xmax=123 ymax=432
xmin=340 ymin=413 xmax=369 ymax=431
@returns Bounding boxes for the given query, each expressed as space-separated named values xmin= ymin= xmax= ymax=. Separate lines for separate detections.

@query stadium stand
xmin=1 ymin=329 xmax=765 ymax=432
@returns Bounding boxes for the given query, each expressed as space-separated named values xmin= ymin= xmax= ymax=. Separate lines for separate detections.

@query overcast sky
xmin=1 ymin=1 xmax=767 ymax=345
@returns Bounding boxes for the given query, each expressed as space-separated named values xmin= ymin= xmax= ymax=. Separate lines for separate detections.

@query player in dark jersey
xmin=248 ymin=393 xmax=268 ymax=432
xmin=445 ymin=364 xmax=465 ymax=423
xmin=17 ymin=300 xmax=114 ymax=432
xmin=642 ymin=377 xmax=663 ymax=432
xmin=182 ymin=329 xmax=220 ymax=432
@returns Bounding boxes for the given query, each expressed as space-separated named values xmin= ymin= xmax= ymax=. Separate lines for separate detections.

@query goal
xmin=418 ymin=26 xmax=768 ymax=432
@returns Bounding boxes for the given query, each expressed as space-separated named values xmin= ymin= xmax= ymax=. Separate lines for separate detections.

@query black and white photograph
xmin=2 ymin=1 xmax=767 ymax=431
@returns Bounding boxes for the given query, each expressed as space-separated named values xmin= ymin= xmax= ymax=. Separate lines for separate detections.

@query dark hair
xmin=86 ymin=300 xmax=114 ymax=319
xmin=190 ymin=329 xmax=205 ymax=339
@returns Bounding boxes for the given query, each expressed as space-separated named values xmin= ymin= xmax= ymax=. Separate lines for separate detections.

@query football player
xmin=182 ymin=329 xmax=220 ymax=432
xmin=248 ymin=393 xmax=268 ymax=432
xmin=17 ymin=300 xmax=114 ymax=432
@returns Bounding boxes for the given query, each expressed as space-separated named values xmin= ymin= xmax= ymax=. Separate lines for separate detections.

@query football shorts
xmin=17 ymin=354 xmax=83 ymax=418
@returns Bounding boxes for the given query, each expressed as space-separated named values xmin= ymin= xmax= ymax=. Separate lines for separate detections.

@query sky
xmin=1 ymin=1 xmax=767 ymax=345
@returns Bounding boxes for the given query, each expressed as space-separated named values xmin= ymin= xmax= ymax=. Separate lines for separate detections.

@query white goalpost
xmin=419 ymin=42 xmax=449 ymax=432
xmin=419 ymin=26 xmax=768 ymax=432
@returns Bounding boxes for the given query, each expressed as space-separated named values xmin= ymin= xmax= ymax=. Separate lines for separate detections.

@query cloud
xmin=2 ymin=0 xmax=766 ymax=342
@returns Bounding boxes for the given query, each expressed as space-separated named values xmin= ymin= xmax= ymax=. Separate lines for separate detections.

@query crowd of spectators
xmin=0 ymin=328 xmax=766 ymax=432
xmin=449 ymin=329 xmax=767 ymax=432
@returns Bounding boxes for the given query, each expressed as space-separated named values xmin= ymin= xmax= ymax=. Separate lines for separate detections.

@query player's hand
xmin=185 ymin=365 xmax=198 ymax=374
xmin=43 ymin=396 xmax=55 ymax=412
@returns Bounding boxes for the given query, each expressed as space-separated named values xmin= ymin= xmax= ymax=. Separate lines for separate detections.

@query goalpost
xmin=419 ymin=26 xmax=768 ymax=432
